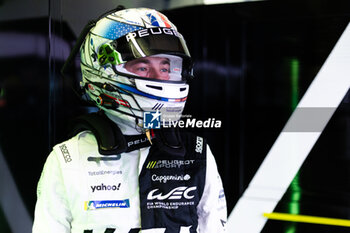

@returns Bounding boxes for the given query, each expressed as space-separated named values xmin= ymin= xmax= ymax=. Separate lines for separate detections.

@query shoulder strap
xmin=68 ymin=112 xmax=127 ymax=155
xmin=153 ymin=127 xmax=186 ymax=157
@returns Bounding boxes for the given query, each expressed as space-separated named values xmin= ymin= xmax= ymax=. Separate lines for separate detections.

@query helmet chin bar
xmin=87 ymin=79 xmax=184 ymax=120
xmin=134 ymin=79 xmax=189 ymax=99
xmin=90 ymin=83 xmax=186 ymax=130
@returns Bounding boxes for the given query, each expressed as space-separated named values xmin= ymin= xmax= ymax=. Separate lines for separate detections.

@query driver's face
xmin=124 ymin=57 xmax=170 ymax=80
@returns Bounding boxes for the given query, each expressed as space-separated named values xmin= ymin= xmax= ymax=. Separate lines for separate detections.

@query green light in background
xmin=286 ymin=58 xmax=300 ymax=233
xmin=289 ymin=178 xmax=301 ymax=214
xmin=286 ymin=175 xmax=301 ymax=233
xmin=290 ymin=58 xmax=299 ymax=110
xmin=286 ymin=226 xmax=297 ymax=233
xmin=0 ymin=88 xmax=4 ymax=98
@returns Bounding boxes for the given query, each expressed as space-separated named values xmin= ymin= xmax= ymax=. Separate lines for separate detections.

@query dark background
xmin=0 ymin=0 xmax=349 ymax=232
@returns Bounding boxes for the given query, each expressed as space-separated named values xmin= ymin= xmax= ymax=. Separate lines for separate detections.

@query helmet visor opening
xmin=115 ymin=54 xmax=184 ymax=81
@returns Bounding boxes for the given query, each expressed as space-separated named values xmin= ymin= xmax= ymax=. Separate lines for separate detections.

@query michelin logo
xmin=84 ymin=200 xmax=130 ymax=210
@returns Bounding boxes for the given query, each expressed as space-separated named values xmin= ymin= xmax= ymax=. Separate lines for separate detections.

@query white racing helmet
xmin=80 ymin=7 xmax=193 ymax=129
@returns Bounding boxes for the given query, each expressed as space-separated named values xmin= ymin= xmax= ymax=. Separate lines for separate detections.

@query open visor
xmin=115 ymin=54 xmax=184 ymax=81
xmin=111 ymin=27 xmax=193 ymax=81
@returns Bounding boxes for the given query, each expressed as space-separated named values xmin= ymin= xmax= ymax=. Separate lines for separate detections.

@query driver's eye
xmin=137 ymin=67 xmax=148 ymax=71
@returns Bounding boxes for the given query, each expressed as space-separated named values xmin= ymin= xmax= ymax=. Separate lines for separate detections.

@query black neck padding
xmin=68 ymin=112 xmax=185 ymax=156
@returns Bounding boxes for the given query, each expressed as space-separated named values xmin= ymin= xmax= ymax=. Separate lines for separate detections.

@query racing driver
xmin=33 ymin=6 xmax=227 ymax=233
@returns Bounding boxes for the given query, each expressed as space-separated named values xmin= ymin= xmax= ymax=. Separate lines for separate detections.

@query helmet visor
xmin=112 ymin=27 xmax=193 ymax=81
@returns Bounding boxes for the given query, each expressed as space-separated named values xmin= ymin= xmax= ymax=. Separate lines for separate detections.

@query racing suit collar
xmin=104 ymin=111 xmax=142 ymax=135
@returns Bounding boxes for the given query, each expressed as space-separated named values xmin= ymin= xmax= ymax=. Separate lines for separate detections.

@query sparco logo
xmin=195 ymin=136 xmax=203 ymax=154
xmin=147 ymin=186 xmax=197 ymax=200
xmin=91 ymin=183 xmax=121 ymax=192
xmin=59 ymin=144 xmax=72 ymax=163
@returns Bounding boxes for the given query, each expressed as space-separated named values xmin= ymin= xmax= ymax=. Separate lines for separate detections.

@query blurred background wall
xmin=0 ymin=0 xmax=349 ymax=232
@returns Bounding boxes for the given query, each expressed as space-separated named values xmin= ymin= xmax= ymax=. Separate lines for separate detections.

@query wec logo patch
xmin=147 ymin=186 xmax=197 ymax=200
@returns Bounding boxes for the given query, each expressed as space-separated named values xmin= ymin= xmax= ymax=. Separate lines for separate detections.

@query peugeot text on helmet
xmin=80 ymin=8 xmax=193 ymax=130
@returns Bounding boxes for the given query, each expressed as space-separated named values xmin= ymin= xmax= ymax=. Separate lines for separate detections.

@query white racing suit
xmin=33 ymin=125 xmax=227 ymax=233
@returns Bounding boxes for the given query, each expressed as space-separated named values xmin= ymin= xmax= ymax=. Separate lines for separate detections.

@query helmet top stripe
xmin=93 ymin=19 xmax=143 ymax=40
xmin=157 ymin=13 xmax=171 ymax=28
